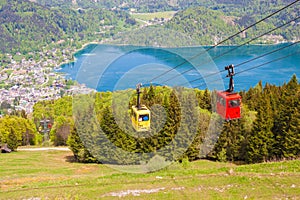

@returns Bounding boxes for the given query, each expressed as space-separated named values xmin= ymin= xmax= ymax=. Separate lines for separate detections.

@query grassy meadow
xmin=131 ymin=11 xmax=177 ymax=21
xmin=0 ymin=149 xmax=299 ymax=199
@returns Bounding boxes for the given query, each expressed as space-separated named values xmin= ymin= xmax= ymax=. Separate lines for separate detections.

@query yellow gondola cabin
xmin=131 ymin=105 xmax=151 ymax=132
xmin=131 ymin=83 xmax=151 ymax=132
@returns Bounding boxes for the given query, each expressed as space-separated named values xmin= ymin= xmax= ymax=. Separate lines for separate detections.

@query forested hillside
xmin=0 ymin=0 xmax=137 ymax=54
xmin=1 ymin=0 xmax=299 ymax=53
xmin=111 ymin=7 xmax=242 ymax=46
xmin=114 ymin=3 xmax=300 ymax=46
xmin=27 ymin=0 xmax=216 ymax=11
xmin=27 ymin=75 xmax=300 ymax=164
xmin=32 ymin=0 xmax=297 ymax=13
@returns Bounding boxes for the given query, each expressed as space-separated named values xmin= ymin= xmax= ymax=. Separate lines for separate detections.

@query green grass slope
xmin=0 ymin=149 xmax=299 ymax=199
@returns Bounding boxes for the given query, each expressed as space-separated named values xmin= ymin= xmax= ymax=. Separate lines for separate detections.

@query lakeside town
xmin=0 ymin=47 xmax=94 ymax=116
xmin=0 ymin=12 xmax=173 ymax=117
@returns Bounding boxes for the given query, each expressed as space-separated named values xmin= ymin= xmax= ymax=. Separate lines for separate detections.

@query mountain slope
xmin=1 ymin=0 xmax=299 ymax=53
xmin=0 ymin=0 xmax=136 ymax=54
xmin=31 ymin=0 xmax=298 ymax=13
xmin=166 ymin=4 xmax=300 ymax=44
xmin=112 ymin=3 xmax=300 ymax=46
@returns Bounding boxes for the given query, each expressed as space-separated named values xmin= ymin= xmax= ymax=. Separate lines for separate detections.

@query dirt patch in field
xmin=101 ymin=184 xmax=236 ymax=198
xmin=17 ymin=147 xmax=70 ymax=151
xmin=101 ymin=187 xmax=166 ymax=197
xmin=0 ymin=176 xmax=68 ymax=190
xmin=75 ymin=165 xmax=99 ymax=174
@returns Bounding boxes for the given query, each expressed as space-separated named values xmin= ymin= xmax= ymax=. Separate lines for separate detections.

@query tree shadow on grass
xmin=65 ymin=155 xmax=77 ymax=163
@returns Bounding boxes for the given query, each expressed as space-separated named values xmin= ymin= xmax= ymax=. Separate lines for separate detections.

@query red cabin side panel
xmin=216 ymin=91 xmax=226 ymax=119
xmin=216 ymin=91 xmax=241 ymax=120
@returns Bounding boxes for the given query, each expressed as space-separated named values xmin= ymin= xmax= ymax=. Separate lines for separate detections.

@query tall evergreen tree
xmin=246 ymin=94 xmax=273 ymax=163
xmin=199 ymin=88 xmax=211 ymax=111
xmin=67 ymin=127 xmax=95 ymax=163
xmin=214 ymin=119 xmax=245 ymax=162
xmin=159 ymin=89 xmax=181 ymax=160
xmin=272 ymin=75 xmax=299 ymax=159
xmin=142 ymin=84 xmax=156 ymax=107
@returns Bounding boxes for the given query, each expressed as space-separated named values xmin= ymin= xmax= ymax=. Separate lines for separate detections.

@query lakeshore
xmin=57 ymin=43 xmax=300 ymax=92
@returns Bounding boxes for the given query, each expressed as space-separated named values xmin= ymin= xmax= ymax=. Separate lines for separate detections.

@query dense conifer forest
xmin=2 ymin=75 xmax=298 ymax=164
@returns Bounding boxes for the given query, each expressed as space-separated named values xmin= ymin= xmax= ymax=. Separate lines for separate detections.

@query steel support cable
xmin=109 ymin=42 xmax=299 ymax=106
xmin=147 ymin=0 xmax=300 ymax=83
xmin=179 ymin=40 xmax=300 ymax=87
xmin=192 ymin=50 xmax=300 ymax=89
xmin=99 ymin=43 xmax=299 ymax=120
xmin=160 ymin=16 xmax=300 ymax=85
xmin=96 ymin=1 xmax=300 ymax=105
xmin=235 ymin=41 xmax=300 ymax=68
xmin=235 ymin=51 xmax=300 ymax=76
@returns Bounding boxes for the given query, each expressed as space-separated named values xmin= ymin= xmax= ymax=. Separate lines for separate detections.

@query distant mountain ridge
xmin=1 ymin=0 xmax=299 ymax=54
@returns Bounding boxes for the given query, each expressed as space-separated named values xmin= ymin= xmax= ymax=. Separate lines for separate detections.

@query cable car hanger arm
xmin=225 ymin=64 xmax=235 ymax=93
xmin=136 ymin=83 xmax=142 ymax=110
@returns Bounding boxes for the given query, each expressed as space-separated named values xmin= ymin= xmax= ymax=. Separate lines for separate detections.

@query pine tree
xmin=142 ymin=84 xmax=155 ymax=107
xmin=180 ymin=90 xmax=201 ymax=161
xmin=159 ymin=89 xmax=181 ymax=161
xmin=287 ymin=99 xmax=300 ymax=158
xmin=272 ymin=75 xmax=299 ymax=159
xmin=244 ymin=81 xmax=263 ymax=110
xmin=246 ymin=94 xmax=273 ymax=163
xmin=101 ymin=106 xmax=137 ymax=153
xmin=214 ymin=119 xmax=244 ymax=162
xmin=199 ymin=88 xmax=211 ymax=111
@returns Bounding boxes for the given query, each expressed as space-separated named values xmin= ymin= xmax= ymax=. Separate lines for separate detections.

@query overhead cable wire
xmin=105 ymin=41 xmax=299 ymax=113
xmin=235 ymin=41 xmax=300 ymax=68
xmin=192 ymin=50 xmax=300 ymax=89
xmin=160 ymin=15 xmax=300 ymax=85
xmin=235 ymin=51 xmax=300 ymax=76
xmin=100 ymin=1 xmax=300 ymax=103
xmin=110 ymin=41 xmax=299 ymax=104
xmin=180 ymin=40 xmax=300 ymax=87
xmin=147 ymin=0 xmax=300 ymax=83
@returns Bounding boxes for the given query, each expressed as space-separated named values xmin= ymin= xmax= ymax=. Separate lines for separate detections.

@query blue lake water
xmin=57 ymin=44 xmax=300 ymax=92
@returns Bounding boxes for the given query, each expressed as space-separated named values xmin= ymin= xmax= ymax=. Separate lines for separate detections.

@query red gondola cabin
xmin=216 ymin=91 xmax=241 ymax=120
